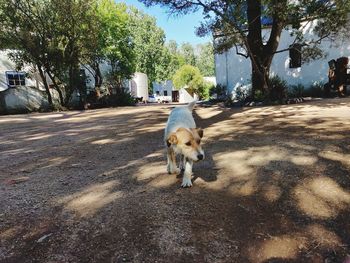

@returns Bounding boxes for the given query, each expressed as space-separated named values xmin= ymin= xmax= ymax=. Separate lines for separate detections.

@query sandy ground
xmin=0 ymin=98 xmax=350 ymax=263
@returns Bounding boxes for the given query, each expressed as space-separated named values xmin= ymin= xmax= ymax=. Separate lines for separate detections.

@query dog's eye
xmin=197 ymin=140 xmax=201 ymax=144
xmin=185 ymin=141 xmax=191 ymax=146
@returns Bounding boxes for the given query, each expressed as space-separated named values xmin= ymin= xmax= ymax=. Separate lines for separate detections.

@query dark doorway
xmin=172 ymin=90 xmax=179 ymax=102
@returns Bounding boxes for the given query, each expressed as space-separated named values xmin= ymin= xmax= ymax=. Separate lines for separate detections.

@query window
xmin=164 ymin=90 xmax=168 ymax=96
xmin=6 ymin=71 xmax=26 ymax=87
xmin=289 ymin=44 xmax=302 ymax=68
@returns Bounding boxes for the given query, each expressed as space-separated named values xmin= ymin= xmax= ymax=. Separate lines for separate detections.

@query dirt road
xmin=1 ymin=99 xmax=350 ymax=263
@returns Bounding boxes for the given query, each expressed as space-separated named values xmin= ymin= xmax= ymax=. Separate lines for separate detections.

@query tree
xmin=173 ymin=64 xmax=204 ymax=95
xmin=0 ymin=0 xmax=98 ymax=107
xmin=91 ymin=1 xmax=135 ymax=88
xmin=128 ymin=7 xmax=166 ymax=86
xmin=50 ymin=0 xmax=98 ymax=107
xmin=0 ymin=0 xmax=59 ymax=105
xmin=140 ymin=0 xmax=350 ymax=99
xmin=196 ymin=42 xmax=215 ymax=76
xmin=179 ymin=42 xmax=196 ymax=66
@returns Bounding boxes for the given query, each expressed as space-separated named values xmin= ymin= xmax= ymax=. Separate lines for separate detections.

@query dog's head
xmin=167 ymin=128 xmax=204 ymax=161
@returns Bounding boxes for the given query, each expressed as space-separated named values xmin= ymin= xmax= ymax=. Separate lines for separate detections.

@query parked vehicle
xmin=148 ymin=94 xmax=172 ymax=103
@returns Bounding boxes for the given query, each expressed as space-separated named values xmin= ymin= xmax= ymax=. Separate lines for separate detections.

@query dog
xmin=164 ymin=101 xmax=204 ymax=187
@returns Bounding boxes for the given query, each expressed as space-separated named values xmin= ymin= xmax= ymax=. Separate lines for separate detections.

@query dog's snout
xmin=197 ymin=154 xmax=204 ymax=160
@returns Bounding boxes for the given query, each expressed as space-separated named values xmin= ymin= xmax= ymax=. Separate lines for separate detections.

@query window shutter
xmin=289 ymin=44 xmax=302 ymax=68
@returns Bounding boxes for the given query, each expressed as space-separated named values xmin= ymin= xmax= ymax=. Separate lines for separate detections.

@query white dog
xmin=164 ymin=101 xmax=204 ymax=187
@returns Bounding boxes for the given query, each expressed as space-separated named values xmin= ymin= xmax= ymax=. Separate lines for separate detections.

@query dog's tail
xmin=187 ymin=100 xmax=197 ymax=111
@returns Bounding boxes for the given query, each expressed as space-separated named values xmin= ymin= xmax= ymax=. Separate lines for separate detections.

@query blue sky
xmin=118 ymin=0 xmax=211 ymax=45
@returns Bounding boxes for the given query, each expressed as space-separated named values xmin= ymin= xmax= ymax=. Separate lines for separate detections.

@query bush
xmin=268 ymin=75 xmax=288 ymax=102
xmin=288 ymin=82 xmax=325 ymax=98
xmin=288 ymin=84 xmax=305 ymax=98
xmin=173 ymin=65 xmax=204 ymax=95
xmin=235 ymin=84 xmax=252 ymax=102
xmin=198 ymin=82 xmax=215 ymax=100
xmin=254 ymin=89 xmax=265 ymax=101
xmin=106 ymin=88 xmax=135 ymax=106
xmin=303 ymin=82 xmax=325 ymax=97
xmin=209 ymin=84 xmax=227 ymax=101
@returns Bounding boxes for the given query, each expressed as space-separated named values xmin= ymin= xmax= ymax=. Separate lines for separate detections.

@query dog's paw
xmin=168 ymin=166 xmax=181 ymax=175
xmin=172 ymin=167 xmax=181 ymax=175
xmin=181 ymin=177 xmax=193 ymax=188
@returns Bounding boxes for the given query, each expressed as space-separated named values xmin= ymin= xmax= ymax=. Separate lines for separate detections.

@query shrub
xmin=209 ymin=84 xmax=227 ymax=101
xmin=254 ymin=89 xmax=265 ymax=101
xmin=235 ymin=84 xmax=252 ymax=102
xmin=303 ymin=82 xmax=325 ymax=97
xmin=173 ymin=65 xmax=204 ymax=95
xmin=288 ymin=84 xmax=305 ymax=98
xmin=106 ymin=88 xmax=135 ymax=106
xmin=268 ymin=75 xmax=288 ymax=102
xmin=198 ymin=81 xmax=215 ymax=100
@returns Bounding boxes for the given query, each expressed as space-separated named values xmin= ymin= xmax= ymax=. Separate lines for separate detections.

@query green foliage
xmin=179 ymin=43 xmax=196 ymax=66
xmin=128 ymin=7 xmax=166 ymax=85
xmin=268 ymin=75 xmax=288 ymax=102
xmin=288 ymin=82 xmax=325 ymax=98
xmin=288 ymin=84 xmax=305 ymax=98
xmin=198 ymin=81 xmax=215 ymax=100
xmin=95 ymin=1 xmax=135 ymax=82
xmin=196 ymin=43 xmax=215 ymax=76
xmin=140 ymin=0 xmax=350 ymax=101
xmin=0 ymin=0 xmax=99 ymax=106
xmin=234 ymin=85 xmax=251 ymax=102
xmin=173 ymin=65 xmax=205 ymax=97
xmin=303 ymin=82 xmax=325 ymax=97
xmin=106 ymin=89 xmax=136 ymax=106
xmin=209 ymin=84 xmax=226 ymax=98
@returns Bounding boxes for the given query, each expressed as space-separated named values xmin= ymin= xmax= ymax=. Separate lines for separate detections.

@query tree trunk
xmin=247 ymin=0 xmax=265 ymax=96
xmin=65 ymin=65 xmax=79 ymax=106
xmin=47 ymin=71 xmax=64 ymax=106
xmin=93 ymin=61 xmax=103 ymax=88
xmin=246 ymin=0 xmax=285 ymax=100
xmin=37 ymin=65 xmax=53 ymax=106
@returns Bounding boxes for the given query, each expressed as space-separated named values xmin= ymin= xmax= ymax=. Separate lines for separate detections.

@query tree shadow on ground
xmin=1 ymin=99 xmax=350 ymax=263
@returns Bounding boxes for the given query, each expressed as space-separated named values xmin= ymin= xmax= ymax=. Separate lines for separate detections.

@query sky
xmin=119 ymin=0 xmax=211 ymax=45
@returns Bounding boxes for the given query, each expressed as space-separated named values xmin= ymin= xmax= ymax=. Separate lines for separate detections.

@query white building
xmin=153 ymin=80 xmax=173 ymax=97
xmin=215 ymin=20 xmax=350 ymax=95
xmin=0 ymin=50 xmax=46 ymax=91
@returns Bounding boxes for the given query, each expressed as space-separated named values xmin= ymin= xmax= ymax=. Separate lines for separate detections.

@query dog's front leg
xmin=179 ymin=155 xmax=186 ymax=172
xmin=167 ymin=147 xmax=180 ymax=175
xmin=181 ymin=159 xmax=193 ymax=187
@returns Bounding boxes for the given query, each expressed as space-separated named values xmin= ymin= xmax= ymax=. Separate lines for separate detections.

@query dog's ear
xmin=197 ymin=128 xmax=203 ymax=138
xmin=167 ymin=134 xmax=178 ymax=147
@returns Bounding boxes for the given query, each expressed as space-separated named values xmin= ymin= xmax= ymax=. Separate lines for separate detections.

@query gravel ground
xmin=0 ymin=98 xmax=350 ymax=263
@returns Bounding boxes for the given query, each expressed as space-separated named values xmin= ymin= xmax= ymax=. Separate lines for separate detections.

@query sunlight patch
xmin=319 ymin=151 xmax=350 ymax=167
xmin=290 ymin=155 xmax=317 ymax=166
xmin=293 ymin=177 xmax=350 ymax=219
xmin=249 ymin=235 xmax=304 ymax=262
xmin=262 ymin=184 xmax=282 ymax=202
xmin=57 ymin=181 xmax=121 ymax=217
xmin=91 ymin=138 xmax=115 ymax=145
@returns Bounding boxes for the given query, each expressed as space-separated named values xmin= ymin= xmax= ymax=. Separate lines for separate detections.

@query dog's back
xmin=164 ymin=101 xmax=196 ymax=142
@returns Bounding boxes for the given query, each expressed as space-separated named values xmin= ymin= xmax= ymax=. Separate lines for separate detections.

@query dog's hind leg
xmin=167 ymin=147 xmax=180 ymax=175
xmin=181 ymin=159 xmax=193 ymax=187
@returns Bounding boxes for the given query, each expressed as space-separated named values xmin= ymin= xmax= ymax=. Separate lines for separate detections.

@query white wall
xmin=130 ymin=72 xmax=149 ymax=101
xmin=203 ymin=76 xmax=217 ymax=86
xmin=179 ymin=88 xmax=196 ymax=103
xmin=215 ymin=22 xmax=350 ymax=95
xmin=153 ymin=80 xmax=173 ymax=96
xmin=0 ymin=50 xmax=44 ymax=91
